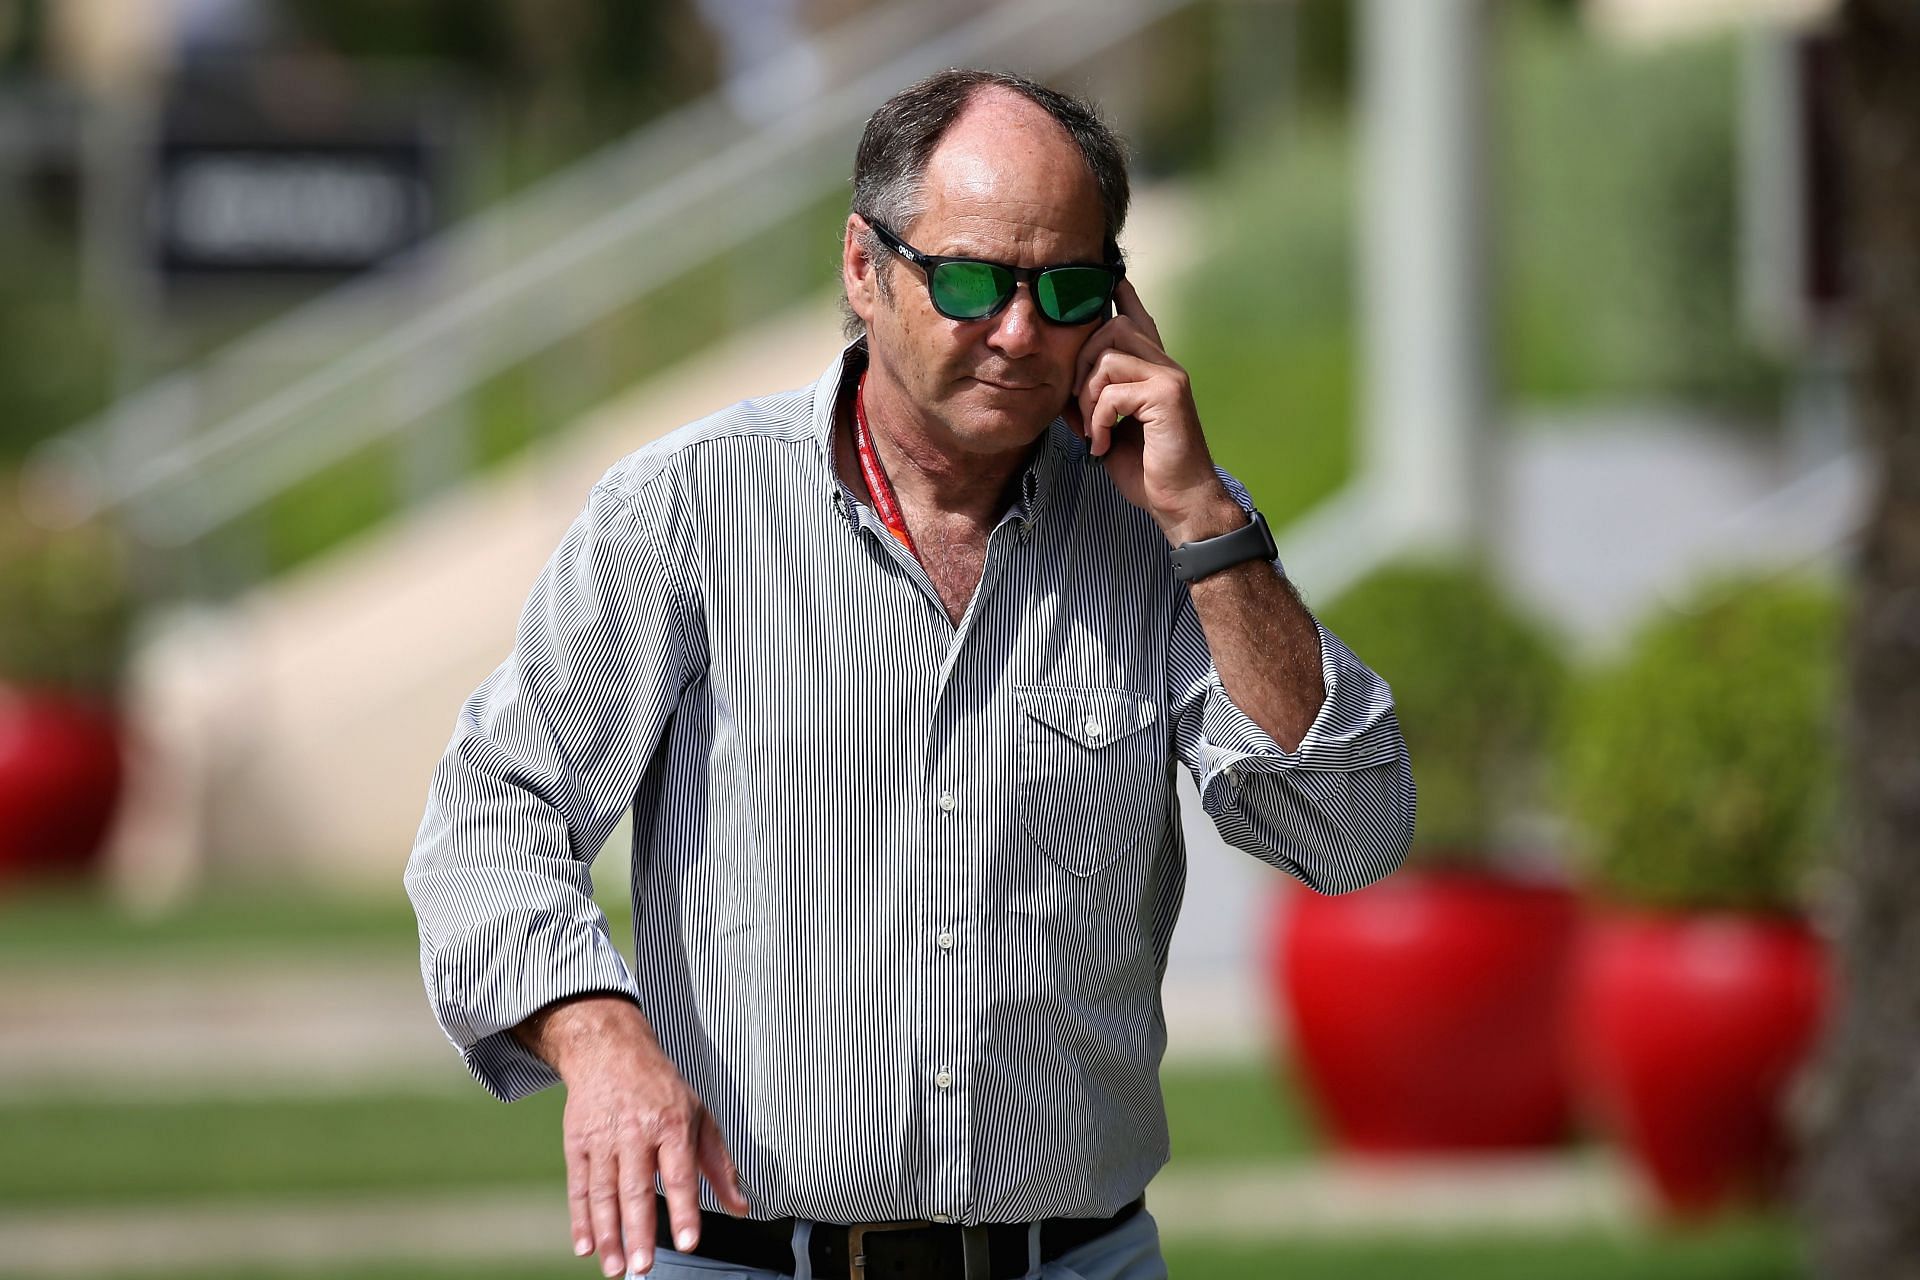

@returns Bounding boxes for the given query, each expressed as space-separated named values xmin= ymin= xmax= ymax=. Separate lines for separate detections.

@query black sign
xmin=143 ymin=70 xmax=447 ymax=285
xmin=149 ymin=141 xmax=435 ymax=277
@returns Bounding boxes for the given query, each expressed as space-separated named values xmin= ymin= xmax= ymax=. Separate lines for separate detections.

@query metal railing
xmin=22 ymin=0 xmax=1198 ymax=595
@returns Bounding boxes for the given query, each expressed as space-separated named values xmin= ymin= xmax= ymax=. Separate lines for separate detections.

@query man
xmin=405 ymin=69 xmax=1413 ymax=1280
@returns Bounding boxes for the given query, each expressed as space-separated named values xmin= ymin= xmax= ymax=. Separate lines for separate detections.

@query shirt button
xmin=938 ymin=791 xmax=956 ymax=813
xmin=937 ymin=931 xmax=954 ymax=950
xmin=1085 ymin=717 xmax=1104 ymax=740
xmin=935 ymin=1069 xmax=953 ymax=1089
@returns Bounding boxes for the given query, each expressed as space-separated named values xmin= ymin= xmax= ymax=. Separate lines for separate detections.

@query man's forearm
xmin=1192 ymin=564 xmax=1324 ymax=751
xmin=1173 ymin=496 xmax=1325 ymax=751
xmin=512 ymin=991 xmax=659 ymax=1077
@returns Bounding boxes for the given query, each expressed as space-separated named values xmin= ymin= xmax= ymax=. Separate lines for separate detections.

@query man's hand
xmin=1066 ymin=276 xmax=1325 ymax=747
xmin=1067 ymin=278 xmax=1243 ymax=546
xmin=513 ymin=994 xmax=751 ymax=1277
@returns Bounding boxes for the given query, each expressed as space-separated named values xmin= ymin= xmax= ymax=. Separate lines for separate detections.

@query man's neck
xmin=854 ymin=365 xmax=1037 ymax=530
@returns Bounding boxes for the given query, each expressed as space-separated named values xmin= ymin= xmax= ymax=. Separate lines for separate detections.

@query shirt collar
xmin=811 ymin=336 xmax=1069 ymax=539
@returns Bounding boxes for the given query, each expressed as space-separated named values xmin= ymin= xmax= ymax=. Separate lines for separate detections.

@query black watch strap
xmin=1169 ymin=509 xmax=1281 ymax=583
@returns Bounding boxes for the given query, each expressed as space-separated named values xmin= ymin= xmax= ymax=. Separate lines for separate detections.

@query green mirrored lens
xmin=930 ymin=262 xmax=1012 ymax=319
xmin=1036 ymin=267 xmax=1114 ymax=323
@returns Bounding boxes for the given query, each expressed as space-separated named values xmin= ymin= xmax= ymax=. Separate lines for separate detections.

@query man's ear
xmin=843 ymin=213 xmax=879 ymax=329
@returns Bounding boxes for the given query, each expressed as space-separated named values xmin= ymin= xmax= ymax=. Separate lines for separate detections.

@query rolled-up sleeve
xmin=404 ymin=476 xmax=699 ymax=1101
xmin=1168 ymin=578 xmax=1416 ymax=896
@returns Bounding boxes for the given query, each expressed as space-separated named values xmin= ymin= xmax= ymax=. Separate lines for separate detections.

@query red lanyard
xmin=853 ymin=372 xmax=919 ymax=560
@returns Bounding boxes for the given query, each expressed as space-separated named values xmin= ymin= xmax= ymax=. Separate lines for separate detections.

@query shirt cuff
xmin=426 ymin=909 xmax=642 ymax=1103
xmin=1195 ymin=619 xmax=1398 ymax=803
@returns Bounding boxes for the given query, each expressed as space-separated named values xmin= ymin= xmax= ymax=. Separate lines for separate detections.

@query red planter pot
xmin=1270 ymin=868 xmax=1581 ymax=1152
xmin=1570 ymin=908 xmax=1828 ymax=1219
xmin=0 ymin=683 xmax=126 ymax=885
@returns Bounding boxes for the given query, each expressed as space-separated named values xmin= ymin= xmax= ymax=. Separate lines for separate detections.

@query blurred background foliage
xmin=1318 ymin=557 xmax=1567 ymax=863
xmin=0 ymin=0 xmax=724 ymax=471
xmin=0 ymin=500 xmax=133 ymax=693
xmin=1558 ymin=573 xmax=1843 ymax=913
xmin=0 ymin=1 xmax=1784 ymax=564
xmin=277 ymin=0 xmax=719 ymax=202
xmin=0 ymin=1 xmax=1841 ymax=1274
xmin=1497 ymin=4 xmax=1784 ymax=412
xmin=1176 ymin=1 xmax=1784 ymax=531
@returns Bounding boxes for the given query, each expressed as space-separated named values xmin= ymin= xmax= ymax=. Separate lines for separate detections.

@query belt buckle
xmin=847 ymin=1218 xmax=934 ymax=1279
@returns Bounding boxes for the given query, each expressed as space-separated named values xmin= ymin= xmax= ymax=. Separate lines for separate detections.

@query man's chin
xmin=959 ymin=385 xmax=1065 ymax=439
xmin=952 ymin=406 xmax=1058 ymax=454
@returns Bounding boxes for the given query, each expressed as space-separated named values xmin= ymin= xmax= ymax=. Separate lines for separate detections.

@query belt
xmin=655 ymin=1193 xmax=1146 ymax=1280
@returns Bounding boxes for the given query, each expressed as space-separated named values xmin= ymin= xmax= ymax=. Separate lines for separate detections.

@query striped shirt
xmin=404 ymin=338 xmax=1414 ymax=1227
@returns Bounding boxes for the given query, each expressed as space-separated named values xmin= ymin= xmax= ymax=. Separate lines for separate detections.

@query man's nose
xmin=986 ymin=284 xmax=1044 ymax=356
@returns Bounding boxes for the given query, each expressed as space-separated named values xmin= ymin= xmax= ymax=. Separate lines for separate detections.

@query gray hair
xmin=840 ymin=69 xmax=1131 ymax=340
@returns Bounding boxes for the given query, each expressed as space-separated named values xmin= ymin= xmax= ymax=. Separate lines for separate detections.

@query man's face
xmin=845 ymin=91 xmax=1110 ymax=460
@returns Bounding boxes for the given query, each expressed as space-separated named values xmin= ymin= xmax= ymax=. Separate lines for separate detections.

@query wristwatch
xmin=1169 ymin=508 xmax=1281 ymax=583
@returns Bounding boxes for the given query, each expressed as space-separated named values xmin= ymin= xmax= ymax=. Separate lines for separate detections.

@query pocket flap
xmin=1016 ymin=687 xmax=1158 ymax=751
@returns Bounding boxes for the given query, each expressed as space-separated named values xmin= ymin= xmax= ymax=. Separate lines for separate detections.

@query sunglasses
xmin=865 ymin=219 xmax=1124 ymax=325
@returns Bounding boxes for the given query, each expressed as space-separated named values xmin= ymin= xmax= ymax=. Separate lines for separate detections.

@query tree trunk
xmin=1801 ymin=2 xmax=1920 ymax=1276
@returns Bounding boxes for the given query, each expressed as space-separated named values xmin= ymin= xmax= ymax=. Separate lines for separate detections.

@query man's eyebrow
xmin=932 ymin=241 xmax=1106 ymax=265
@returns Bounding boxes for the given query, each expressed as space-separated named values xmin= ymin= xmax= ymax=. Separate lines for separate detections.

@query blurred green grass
xmin=0 ymin=1091 xmax=563 ymax=1206
xmin=0 ymin=885 xmax=477 ymax=965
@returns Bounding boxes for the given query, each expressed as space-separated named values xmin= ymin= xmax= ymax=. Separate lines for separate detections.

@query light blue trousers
xmin=634 ymin=1204 xmax=1168 ymax=1280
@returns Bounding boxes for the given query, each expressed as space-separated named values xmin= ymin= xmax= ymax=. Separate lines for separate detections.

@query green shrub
xmin=0 ymin=487 xmax=135 ymax=696
xmin=1557 ymin=574 xmax=1842 ymax=913
xmin=1320 ymin=557 xmax=1567 ymax=864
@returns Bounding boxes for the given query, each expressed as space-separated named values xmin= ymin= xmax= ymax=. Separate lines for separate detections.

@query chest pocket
xmin=1015 ymin=686 xmax=1164 ymax=877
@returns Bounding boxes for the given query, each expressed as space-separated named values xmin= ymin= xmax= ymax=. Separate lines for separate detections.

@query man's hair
xmin=840 ymin=69 xmax=1131 ymax=340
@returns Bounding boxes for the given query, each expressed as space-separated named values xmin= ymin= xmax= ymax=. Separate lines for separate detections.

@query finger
xmin=1087 ymin=385 xmax=1125 ymax=458
xmin=587 ymin=1149 xmax=627 ymax=1277
xmin=1078 ymin=349 xmax=1157 ymax=430
xmin=657 ymin=1118 xmax=706 ymax=1254
xmin=1087 ymin=383 xmax=1112 ymax=457
xmin=1114 ymin=278 xmax=1163 ymax=347
xmin=1097 ymin=318 xmax=1176 ymax=371
xmin=698 ymin=1110 xmax=752 ymax=1215
xmin=618 ymin=1143 xmax=659 ymax=1275
xmin=566 ymin=1139 xmax=594 ymax=1260
xmin=1072 ymin=316 xmax=1134 ymax=395
xmin=1088 ymin=383 xmax=1151 ymax=458
xmin=1074 ymin=320 xmax=1173 ymax=404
